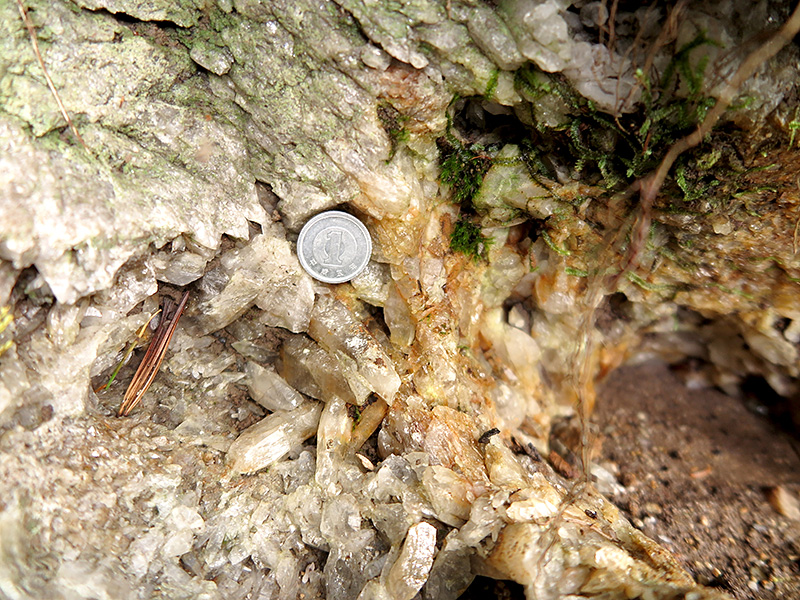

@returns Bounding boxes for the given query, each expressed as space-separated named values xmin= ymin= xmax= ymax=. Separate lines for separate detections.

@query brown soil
xmin=595 ymin=360 xmax=800 ymax=599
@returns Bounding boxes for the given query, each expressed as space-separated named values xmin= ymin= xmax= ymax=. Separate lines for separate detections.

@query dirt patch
xmin=595 ymin=360 xmax=800 ymax=599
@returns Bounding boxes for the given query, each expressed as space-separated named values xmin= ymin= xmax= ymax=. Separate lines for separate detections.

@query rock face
xmin=0 ymin=0 xmax=798 ymax=599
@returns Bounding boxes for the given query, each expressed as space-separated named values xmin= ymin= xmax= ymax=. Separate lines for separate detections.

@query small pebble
xmin=643 ymin=502 xmax=662 ymax=516
xmin=356 ymin=453 xmax=375 ymax=471
xmin=766 ymin=485 xmax=800 ymax=521
xmin=657 ymin=534 xmax=675 ymax=545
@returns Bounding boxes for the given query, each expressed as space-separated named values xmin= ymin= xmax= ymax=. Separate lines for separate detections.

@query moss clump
xmin=514 ymin=32 xmax=720 ymax=189
xmin=624 ymin=34 xmax=719 ymax=180
xmin=440 ymin=143 xmax=493 ymax=206
xmin=675 ymin=163 xmax=720 ymax=202
xmin=450 ymin=219 xmax=493 ymax=262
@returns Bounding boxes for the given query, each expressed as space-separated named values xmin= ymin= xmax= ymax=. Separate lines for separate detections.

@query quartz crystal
xmin=245 ymin=362 xmax=305 ymax=412
xmin=226 ymin=402 xmax=322 ymax=474
xmin=385 ymin=522 xmax=437 ymax=600
xmin=308 ymin=294 xmax=401 ymax=403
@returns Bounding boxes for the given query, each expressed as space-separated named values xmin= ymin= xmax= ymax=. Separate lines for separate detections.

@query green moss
xmin=675 ymin=163 xmax=720 ymax=202
xmin=513 ymin=32 xmax=720 ymax=191
xmin=660 ymin=32 xmax=721 ymax=97
xmin=515 ymin=66 xmax=576 ymax=108
xmin=377 ymin=102 xmax=410 ymax=161
xmin=450 ymin=219 xmax=493 ymax=262
xmin=626 ymin=271 xmax=674 ymax=292
xmin=709 ymin=282 xmax=755 ymax=301
xmin=346 ymin=403 xmax=362 ymax=424
xmin=439 ymin=142 xmax=492 ymax=206
xmin=541 ymin=230 xmax=571 ymax=256
xmin=694 ymin=147 xmax=723 ymax=170
xmin=788 ymin=107 xmax=800 ymax=148
xmin=565 ymin=267 xmax=589 ymax=277
xmin=484 ymin=68 xmax=500 ymax=99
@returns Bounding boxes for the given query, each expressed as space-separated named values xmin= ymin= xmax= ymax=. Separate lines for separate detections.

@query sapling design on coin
xmin=297 ymin=211 xmax=372 ymax=284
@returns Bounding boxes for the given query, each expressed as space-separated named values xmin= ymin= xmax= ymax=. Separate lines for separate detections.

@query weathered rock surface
xmin=1 ymin=0 xmax=798 ymax=599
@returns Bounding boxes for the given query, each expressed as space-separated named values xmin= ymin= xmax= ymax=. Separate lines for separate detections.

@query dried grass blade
xmin=118 ymin=291 xmax=190 ymax=416
xmin=96 ymin=309 xmax=161 ymax=393
xmin=15 ymin=0 xmax=88 ymax=151
xmin=0 ymin=305 xmax=13 ymax=357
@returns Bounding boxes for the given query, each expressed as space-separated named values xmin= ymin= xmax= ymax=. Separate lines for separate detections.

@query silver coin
xmin=297 ymin=211 xmax=372 ymax=284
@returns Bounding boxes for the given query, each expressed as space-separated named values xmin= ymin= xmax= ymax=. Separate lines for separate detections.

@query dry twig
xmin=621 ymin=0 xmax=800 ymax=279
xmin=606 ymin=0 xmax=619 ymax=52
xmin=15 ymin=0 xmax=88 ymax=151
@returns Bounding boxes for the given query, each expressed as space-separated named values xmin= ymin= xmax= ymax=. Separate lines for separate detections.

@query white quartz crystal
xmin=386 ymin=522 xmax=438 ymax=600
xmin=245 ymin=362 xmax=305 ymax=411
xmin=199 ymin=232 xmax=315 ymax=334
xmin=308 ymin=294 xmax=401 ymax=403
xmin=226 ymin=402 xmax=322 ymax=474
